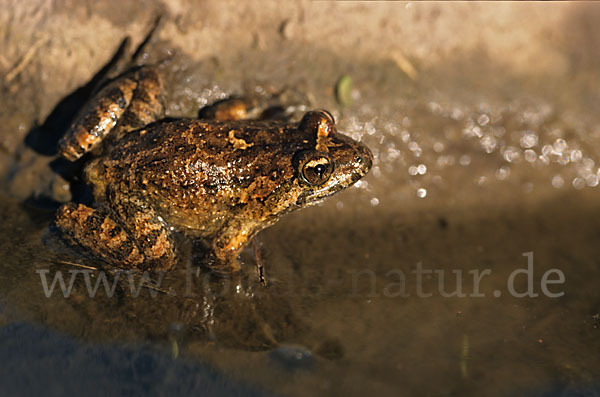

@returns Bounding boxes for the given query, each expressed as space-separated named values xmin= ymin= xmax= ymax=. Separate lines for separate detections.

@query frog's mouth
xmin=296 ymin=169 xmax=367 ymax=206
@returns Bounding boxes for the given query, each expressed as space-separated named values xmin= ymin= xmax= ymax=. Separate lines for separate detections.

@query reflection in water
xmin=0 ymin=322 xmax=272 ymax=396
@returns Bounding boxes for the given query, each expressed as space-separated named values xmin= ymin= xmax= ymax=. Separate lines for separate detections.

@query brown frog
xmin=54 ymin=66 xmax=373 ymax=272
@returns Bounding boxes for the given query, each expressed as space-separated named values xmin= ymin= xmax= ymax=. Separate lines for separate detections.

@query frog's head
xmin=292 ymin=110 xmax=373 ymax=206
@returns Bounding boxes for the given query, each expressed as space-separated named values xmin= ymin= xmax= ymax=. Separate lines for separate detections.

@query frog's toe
xmin=199 ymin=250 xmax=242 ymax=275
xmin=198 ymin=97 xmax=262 ymax=121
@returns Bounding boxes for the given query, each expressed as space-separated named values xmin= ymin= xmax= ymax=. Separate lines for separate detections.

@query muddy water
xmin=1 ymin=40 xmax=600 ymax=396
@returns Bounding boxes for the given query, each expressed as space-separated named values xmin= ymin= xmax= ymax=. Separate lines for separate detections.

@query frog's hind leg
xmin=104 ymin=67 xmax=164 ymax=144
xmin=55 ymin=203 xmax=146 ymax=269
xmin=58 ymin=67 xmax=164 ymax=161
xmin=55 ymin=202 xmax=176 ymax=271
xmin=106 ymin=192 xmax=177 ymax=271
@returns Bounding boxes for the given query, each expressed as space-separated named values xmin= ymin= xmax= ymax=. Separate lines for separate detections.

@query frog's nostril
xmin=356 ymin=146 xmax=373 ymax=170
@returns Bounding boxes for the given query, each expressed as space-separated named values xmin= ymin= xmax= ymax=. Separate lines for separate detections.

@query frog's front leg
xmin=209 ymin=219 xmax=264 ymax=273
xmin=58 ymin=66 xmax=164 ymax=161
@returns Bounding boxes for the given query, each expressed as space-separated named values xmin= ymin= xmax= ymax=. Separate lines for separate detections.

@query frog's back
xmin=108 ymin=118 xmax=302 ymax=184
xmin=99 ymin=119 xmax=304 ymax=228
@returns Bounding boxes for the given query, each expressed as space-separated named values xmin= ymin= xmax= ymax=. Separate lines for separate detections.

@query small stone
xmin=269 ymin=344 xmax=314 ymax=370
xmin=279 ymin=19 xmax=294 ymax=40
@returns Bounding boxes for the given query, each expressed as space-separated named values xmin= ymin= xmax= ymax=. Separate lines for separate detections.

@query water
xmin=1 ymin=21 xmax=600 ymax=397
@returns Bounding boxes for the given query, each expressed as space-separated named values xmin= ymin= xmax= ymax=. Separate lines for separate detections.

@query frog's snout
xmin=354 ymin=143 xmax=373 ymax=177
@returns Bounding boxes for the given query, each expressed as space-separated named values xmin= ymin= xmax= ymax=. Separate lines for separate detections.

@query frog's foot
xmin=55 ymin=203 xmax=176 ymax=271
xmin=55 ymin=203 xmax=145 ymax=269
xmin=198 ymin=97 xmax=263 ymax=121
xmin=58 ymin=66 xmax=164 ymax=161
xmin=107 ymin=193 xmax=177 ymax=271
xmin=202 ymin=251 xmax=242 ymax=275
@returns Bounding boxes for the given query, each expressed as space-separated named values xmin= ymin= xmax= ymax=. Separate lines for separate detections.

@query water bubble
xmin=477 ymin=114 xmax=490 ymax=126
xmin=386 ymin=146 xmax=401 ymax=161
xmin=492 ymin=126 xmax=506 ymax=138
xmin=372 ymin=167 xmax=382 ymax=178
xmin=552 ymin=175 xmax=564 ymax=188
xmin=520 ymin=131 xmax=538 ymax=149
xmin=524 ymin=149 xmax=537 ymax=163
xmin=408 ymin=141 xmax=422 ymax=157
xmin=481 ymin=134 xmax=497 ymax=153
xmin=336 ymin=201 xmax=344 ymax=210
xmin=437 ymin=155 xmax=455 ymax=167
xmin=557 ymin=153 xmax=570 ymax=165
xmin=586 ymin=174 xmax=599 ymax=187
xmin=459 ymin=155 xmax=471 ymax=166
xmin=401 ymin=130 xmax=411 ymax=143
xmin=553 ymin=138 xmax=568 ymax=153
xmin=416 ymin=164 xmax=427 ymax=175
xmin=570 ymin=150 xmax=583 ymax=163
xmin=582 ymin=158 xmax=595 ymax=170
xmin=572 ymin=177 xmax=586 ymax=190
xmin=370 ymin=197 xmax=380 ymax=206
xmin=365 ymin=122 xmax=376 ymax=136
xmin=408 ymin=166 xmax=418 ymax=176
xmin=384 ymin=122 xmax=398 ymax=136
xmin=496 ymin=166 xmax=510 ymax=180
xmin=503 ymin=147 xmax=521 ymax=163
xmin=451 ymin=108 xmax=464 ymax=121
xmin=416 ymin=188 xmax=427 ymax=198
xmin=354 ymin=180 xmax=367 ymax=189
xmin=541 ymin=144 xmax=553 ymax=156
xmin=462 ymin=119 xmax=482 ymax=138
xmin=427 ymin=102 xmax=442 ymax=114
xmin=538 ymin=155 xmax=550 ymax=165
xmin=433 ymin=142 xmax=445 ymax=153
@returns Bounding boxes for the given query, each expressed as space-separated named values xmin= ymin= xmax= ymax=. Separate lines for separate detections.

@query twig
xmin=55 ymin=259 xmax=99 ymax=271
xmin=0 ymin=54 xmax=9 ymax=70
xmin=130 ymin=15 xmax=163 ymax=66
xmin=5 ymin=37 xmax=48 ymax=83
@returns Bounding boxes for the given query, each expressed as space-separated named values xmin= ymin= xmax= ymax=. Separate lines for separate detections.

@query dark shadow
xmin=0 ymin=322 xmax=273 ymax=397
xmin=24 ymin=38 xmax=131 ymax=156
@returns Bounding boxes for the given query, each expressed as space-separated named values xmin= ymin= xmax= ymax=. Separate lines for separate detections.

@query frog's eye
xmin=296 ymin=151 xmax=334 ymax=186
xmin=317 ymin=109 xmax=335 ymax=124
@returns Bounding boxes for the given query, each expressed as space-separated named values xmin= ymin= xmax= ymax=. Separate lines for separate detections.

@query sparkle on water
xmin=341 ymin=96 xmax=600 ymax=201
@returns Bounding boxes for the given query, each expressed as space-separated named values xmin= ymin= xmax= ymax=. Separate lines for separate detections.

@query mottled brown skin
xmin=58 ymin=67 xmax=164 ymax=161
xmin=55 ymin=66 xmax=373 ymax=272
